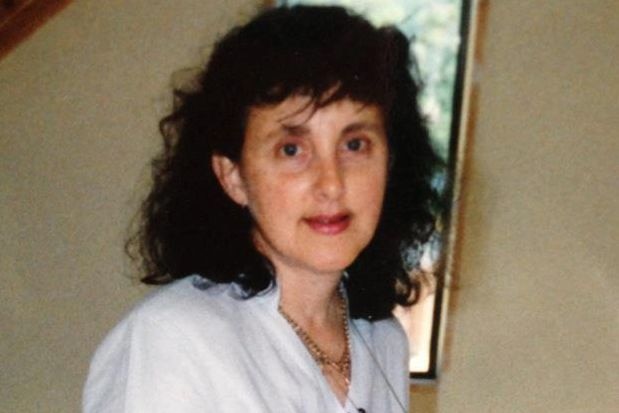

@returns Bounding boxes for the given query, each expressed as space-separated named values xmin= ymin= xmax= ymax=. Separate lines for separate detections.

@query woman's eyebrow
xmin=262 ymin=123 xmax=308 ymax=143
xmin=342 ymin=121 xmax=383 ymax=135
xmin=269 ymin=120 xmax=382 ymax=139
xmin=280 ymin=123 xmax=310 ymax=136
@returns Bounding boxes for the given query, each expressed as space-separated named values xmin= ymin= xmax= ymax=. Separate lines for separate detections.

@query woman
xmin=83 ymin=5 xmax=439 ymax=413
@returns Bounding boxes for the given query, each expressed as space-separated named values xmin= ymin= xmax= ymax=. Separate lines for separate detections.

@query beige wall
xmin=0 ymin=1 xmax=258 ymax=411
xmin=1 ymin=0 xmax=618 ymax=412
xmin=433 ymin=0 xmax=619 ymax=412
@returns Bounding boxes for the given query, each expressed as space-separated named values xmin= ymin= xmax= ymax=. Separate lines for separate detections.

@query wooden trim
xmin=0 ymin=0 xmax=73 ymax=61
xmin=440 ymin=0 xmax=489 ymax=374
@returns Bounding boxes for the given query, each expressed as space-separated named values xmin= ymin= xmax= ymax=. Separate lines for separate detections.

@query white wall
xmin=0 ymin=1 xmax=258 ymax=411
xmin=436 ymin=1 xmax=619 ymax=412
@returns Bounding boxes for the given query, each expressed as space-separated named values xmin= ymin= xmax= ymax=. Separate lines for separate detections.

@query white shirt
xmin=83 ymin=275 xmax=409 ymax=413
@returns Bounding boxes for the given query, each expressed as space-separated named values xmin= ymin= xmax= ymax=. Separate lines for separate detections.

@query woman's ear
xmin=211 ymin=155 xmax=248 ymax=206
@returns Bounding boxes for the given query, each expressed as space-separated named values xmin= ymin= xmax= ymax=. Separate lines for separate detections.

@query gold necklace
xmin=278 ymin=292 xmax=351 ymax=382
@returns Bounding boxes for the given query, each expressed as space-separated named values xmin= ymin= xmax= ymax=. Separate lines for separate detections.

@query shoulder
xmin=350 ymin=316 xmax=410 ymax=409
xmin=83 ymin=276 xmax=262 ymax=412
xmin=105 ymin=275 xmax=262 ymax=347
xmin=87 ymin=276 xmax=259 ymax=378
xmin=351 ymin=315 xmax=409 ymax=358
xmin=353 ymin=316 xmax=408 ymax=343
xmin=131 ymin=276 xmax=239 ymax=323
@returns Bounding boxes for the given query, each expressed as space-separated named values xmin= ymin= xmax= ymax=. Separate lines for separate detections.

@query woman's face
xmin=213 ymin=96 xmax=388 ymax=278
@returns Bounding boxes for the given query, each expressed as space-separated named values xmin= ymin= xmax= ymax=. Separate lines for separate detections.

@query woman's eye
xmin=345 ymin=138 xmax=366 ymax=152
xmin=281 ymin=143 xmax=299 ymax=157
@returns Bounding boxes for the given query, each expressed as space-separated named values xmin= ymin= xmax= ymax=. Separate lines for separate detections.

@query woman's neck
xmin=276 ymin=267 xmax=343 ymax=328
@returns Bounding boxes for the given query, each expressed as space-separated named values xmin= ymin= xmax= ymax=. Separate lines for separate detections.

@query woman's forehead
xmin=249 ymin=95 xmax=382 ymax=128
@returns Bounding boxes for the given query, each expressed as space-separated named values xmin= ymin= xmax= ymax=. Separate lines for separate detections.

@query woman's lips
xmin=304 ymin=213 xmax=351 ymax=235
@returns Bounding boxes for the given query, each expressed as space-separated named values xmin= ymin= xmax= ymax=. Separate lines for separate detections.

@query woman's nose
xmin=314 ymin=156 xmax=345 ymax=201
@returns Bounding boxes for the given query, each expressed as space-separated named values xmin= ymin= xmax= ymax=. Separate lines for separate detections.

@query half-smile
xmin=303 ymin=213 xmax=351 ymax=235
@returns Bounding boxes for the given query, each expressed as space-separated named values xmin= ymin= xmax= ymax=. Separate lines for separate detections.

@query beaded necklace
xmin=278 ymin=291 xmax=351 ymax=383
xmin=278 ymin=291 xmax=408 ymax=413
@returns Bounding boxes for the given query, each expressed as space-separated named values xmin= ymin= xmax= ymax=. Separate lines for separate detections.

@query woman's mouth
xmin=303 ymin=213 xmax=351 ymax=235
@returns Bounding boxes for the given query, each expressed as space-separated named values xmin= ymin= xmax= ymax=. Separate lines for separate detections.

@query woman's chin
xmin=301 ymin=253 xmax=358 ymax=277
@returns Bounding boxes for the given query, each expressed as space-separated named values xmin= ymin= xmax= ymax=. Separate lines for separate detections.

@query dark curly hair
xmin=129 ymin=5 xmax=442 ymax=321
